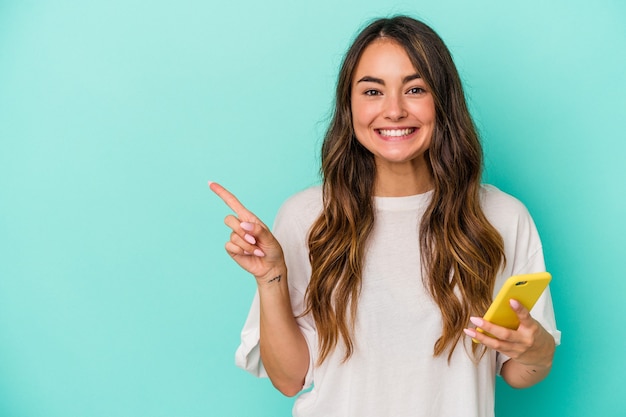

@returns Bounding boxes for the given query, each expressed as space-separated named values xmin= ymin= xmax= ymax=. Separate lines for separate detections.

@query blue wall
xmin=1 ymin=1 xmax=624 ymax=416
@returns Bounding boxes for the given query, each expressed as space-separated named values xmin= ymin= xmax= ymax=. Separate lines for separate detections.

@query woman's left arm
xmin=464 ymin=299 xmax=556 ymax=388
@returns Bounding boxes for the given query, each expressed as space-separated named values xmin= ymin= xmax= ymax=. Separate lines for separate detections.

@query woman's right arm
xmin=209 ymin=182 xmax=310 ymax=396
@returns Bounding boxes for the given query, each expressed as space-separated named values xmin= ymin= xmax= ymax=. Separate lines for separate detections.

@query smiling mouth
xmin=376 ymin=128 xmax=416 ymax=138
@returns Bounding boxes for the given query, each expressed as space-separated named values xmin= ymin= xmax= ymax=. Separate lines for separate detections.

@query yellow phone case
xmin=474 ymin=272 xmax=552 ymax=341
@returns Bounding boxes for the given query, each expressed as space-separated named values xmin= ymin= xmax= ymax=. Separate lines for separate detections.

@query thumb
xmin=510 ymin=299 xmax=533 ymax=327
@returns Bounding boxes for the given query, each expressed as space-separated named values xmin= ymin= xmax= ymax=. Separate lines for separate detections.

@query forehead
xmin=353 ymin=38 xmax=417 ymax=80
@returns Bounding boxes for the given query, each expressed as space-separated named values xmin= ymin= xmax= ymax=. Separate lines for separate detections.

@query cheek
xmin=408 ymin=99 xmax=436 ymax=122
xmin=351 ymin=102 xmax=375 ymax=130
xmin=427 ymin=109 xmax=436 ymax=125
xmin=350 ymin=107 xmax=368 ymax=144
xmin=423 ymin=99 xmax=437 ymax=124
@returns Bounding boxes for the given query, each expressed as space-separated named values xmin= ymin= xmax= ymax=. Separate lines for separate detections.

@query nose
xmin=384 ymin=94 xmax=408 ymax=121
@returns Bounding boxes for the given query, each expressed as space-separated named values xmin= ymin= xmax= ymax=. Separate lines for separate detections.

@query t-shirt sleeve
xmin=494 ymin=197 xmax=561 ymax=374
xmin=234 ymin=192 xmax=318 ymax=390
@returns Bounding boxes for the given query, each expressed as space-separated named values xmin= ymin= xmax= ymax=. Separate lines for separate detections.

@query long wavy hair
xmin=304 ymin=16 xmax=506 ymax=364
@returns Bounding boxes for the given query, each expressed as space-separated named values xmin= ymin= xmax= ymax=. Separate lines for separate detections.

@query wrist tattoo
xmin=267 ymin=275 xmax=282 ymax=284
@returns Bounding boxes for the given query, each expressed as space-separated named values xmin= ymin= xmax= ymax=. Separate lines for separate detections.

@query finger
xmin=209 ymin=181 xmax=255 ymax=219
xmin=509 ymin=299 xmax=534 ymax=327
xmin=229 ymin=231 xmax=259 ymax=254
xmin=469 ymin=316 xmax=518 ymax=343
xmin=224 ymin=214 xmax=246 ymax=233
xmin=464 ymin=327 xmax=493 ymax=345
xmin=238 ymin=220 xmax=277 ymax=251
xmin=224 ymin=215 xmax=268 ymax=248
xmin=230 ymin=231 xmax=266 ymax=257
xmin=464 ymin=327 xmax=516 ymax=352
xmin=225 ymin=240 xmax=266 ymax=258
xmin=225 ymin=241 xmax=246 ymax=257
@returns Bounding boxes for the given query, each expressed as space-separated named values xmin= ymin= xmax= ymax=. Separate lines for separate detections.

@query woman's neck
xmin=373 ymin=158 xmax=434 ymax=197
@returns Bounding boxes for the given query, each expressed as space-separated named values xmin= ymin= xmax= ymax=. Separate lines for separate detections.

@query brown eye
xmin=407 ymin=87 xmax=426 ymax=94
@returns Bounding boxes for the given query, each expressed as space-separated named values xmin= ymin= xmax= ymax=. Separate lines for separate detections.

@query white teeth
xmin=378 ymin=128 xmax=415 ymax=137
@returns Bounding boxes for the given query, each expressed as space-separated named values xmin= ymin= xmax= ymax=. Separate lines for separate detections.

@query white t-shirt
xmin=235 ymin=185 xmax=561 ymax=417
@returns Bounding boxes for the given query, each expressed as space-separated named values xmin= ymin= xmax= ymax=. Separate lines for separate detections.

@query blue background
xmin=1 ymin=0 xmax=625 ymax=416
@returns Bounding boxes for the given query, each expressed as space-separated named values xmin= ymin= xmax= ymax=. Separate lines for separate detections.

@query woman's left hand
xmin=464 ymin=299 xmax=555 ymax=369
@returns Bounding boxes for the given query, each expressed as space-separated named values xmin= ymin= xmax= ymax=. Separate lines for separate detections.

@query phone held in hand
xmin=473 ymin=272 xmax=552 ymax=342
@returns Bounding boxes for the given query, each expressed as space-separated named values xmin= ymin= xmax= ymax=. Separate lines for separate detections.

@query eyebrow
xmin=356 ymin=73 xmax=422 ymax=85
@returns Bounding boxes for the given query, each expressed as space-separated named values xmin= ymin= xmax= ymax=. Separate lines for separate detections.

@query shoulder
xmin=480 ymin=185 xmax=545 ymax=274
xmin=479 ymin=184 xmax=536 ymax=231
xmin=275 ymin=185 xmax=323 ymax=223
xmin=272 ymin=186 xmax=323 ymax=293
xmin=278 ymin=185 xmax=323 ymax=214
xmin=479 ymin=185 xmax=529 ymax=216
xmin=479 ymin=184 xmax=538 ymax=242
xmin=273 ymin=185 xmax=323 ymax=235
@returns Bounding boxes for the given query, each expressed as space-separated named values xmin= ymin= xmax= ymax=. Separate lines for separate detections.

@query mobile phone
xmin=473 ymin=272 xmax=552 ymax=342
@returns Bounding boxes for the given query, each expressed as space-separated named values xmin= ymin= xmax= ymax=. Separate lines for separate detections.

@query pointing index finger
xmin=208 ymin=181 xmax=254 ymax=219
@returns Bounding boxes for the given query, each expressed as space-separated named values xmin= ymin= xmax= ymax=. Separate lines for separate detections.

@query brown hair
xmin=305 ymin=16 xmax=505 ymax=364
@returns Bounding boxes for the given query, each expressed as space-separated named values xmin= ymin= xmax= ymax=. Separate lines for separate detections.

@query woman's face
xmin=351 ymin=38 xmax=436 ymax=172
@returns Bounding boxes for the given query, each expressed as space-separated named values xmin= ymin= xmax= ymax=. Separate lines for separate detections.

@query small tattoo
xmin=267 ymin=275 xmax=282 ymax=284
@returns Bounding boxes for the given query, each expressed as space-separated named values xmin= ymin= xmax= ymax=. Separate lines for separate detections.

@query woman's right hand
xmin=209 ymin=181 xmax=309 ymax=396
xmin=209 ymin=181 xmax=286 ymax=283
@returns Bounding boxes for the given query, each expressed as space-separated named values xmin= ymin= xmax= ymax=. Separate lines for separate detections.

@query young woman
xmin=210 ymin=15 xmax=560 ymax=417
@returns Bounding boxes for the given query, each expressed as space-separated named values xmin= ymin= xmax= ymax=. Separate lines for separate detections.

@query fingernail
xmin=464 ymin=328 xmax=477 ymax=337
xmin=243 ymin=250 xmax=251 ymax=255
xmin=207 ymin=181 xmax=214 ymax=186
xmin=244 ymin=233 xmax=256 ymax=245
xmin=510 ymin=299 xmax=521 ymax=309
xmin=240 ymin=222 xmax=254 ymax=232
xmin=470 ymin=317 xmax=483 ymax=327
xmin=253 ymin=249 xmax=265 ymax=257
